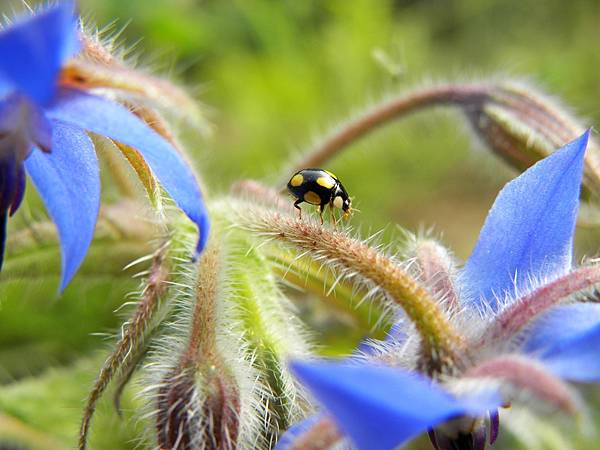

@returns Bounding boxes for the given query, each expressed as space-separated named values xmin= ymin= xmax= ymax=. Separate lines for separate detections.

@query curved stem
xmin=288 ymin=416 xmax=343 ymax=450
xmin=78 ymin=246 xmax=170 ymax=450
xmin=66 ymin=33 xmax=207 ymax=131
xmin=479 ymin=264 xmax=600 ymax=348
xmin=266 ymin=249 xmax=389 ymax=335
xmin=463 ymin=354 xmax=579 ymax=414
xmin=237 ymin=203 xmax=465 ymax=368
xmin=291 ymin=84 xmax=488 ymax=172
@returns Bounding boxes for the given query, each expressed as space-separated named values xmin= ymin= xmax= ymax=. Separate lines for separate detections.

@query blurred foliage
xmin=80 ymin=0 xmax=600 ymax=256
xmin=1 ymin=0 xmax=600 ymax=448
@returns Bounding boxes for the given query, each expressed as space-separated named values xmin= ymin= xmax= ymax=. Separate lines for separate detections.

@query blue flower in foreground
xmin=0 ymin=2 xmax=209 ymax=290
xmin=280 ymin=131 xmax=600 ymax=450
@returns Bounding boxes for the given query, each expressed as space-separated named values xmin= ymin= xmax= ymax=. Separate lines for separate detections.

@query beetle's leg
xmin=329 ymin=203 xmax=336 ymax=229
xmin=319 ymin=204 xmax=325 ymax=225
xmin=294 ymin=199 xmax=303 ymax=220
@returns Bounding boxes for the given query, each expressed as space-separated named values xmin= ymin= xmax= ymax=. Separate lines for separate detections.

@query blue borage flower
xmin=0 ymin=2 xmax=209 ymax=290
xmin=279 ymin=131 xmax=600 ymax=450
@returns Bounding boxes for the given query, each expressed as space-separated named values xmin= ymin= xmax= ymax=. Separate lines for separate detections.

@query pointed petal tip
xmin=189 ymin=213 xmax=210 ymax=263
xmin=194 ymin=213 xmax=210 ymax=256
xmin=58 ymin=267 xmax=76 ymax=293
xmin=570 ymin=128 xmax=590 ymax=155
xmin=582 ymin=127 xmax=592 ymax=142
xmin=462 ymin=128 xmax=589 ymax=313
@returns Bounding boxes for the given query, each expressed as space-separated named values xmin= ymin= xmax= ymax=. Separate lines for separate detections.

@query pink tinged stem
xmin=291 ymin=84 xmax=488 ymax=172
xmin=415 ymin=240 xmax=459 ymax=310
xmin=230 ymin=179 xmax=293 ymax=212
xmin=242 ymin=209 xmax=464 ymax=364
xmin=464 ymin=355 xmax=579 ymax=414
xmin=78 ymin=248 xmax=169 ymax=450
xmin=480 ymin=264 xmax=600 ymax=347
xmin=287 ymin=417 xmax=344 ymax=450
xmin=157 ymin=245 xmax=241 ymax=450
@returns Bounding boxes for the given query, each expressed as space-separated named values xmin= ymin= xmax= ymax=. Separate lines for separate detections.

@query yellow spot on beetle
xmin=290 ymin=174 xmax=304 ymax=187
xmin=304 ymin=191 xmax=321 ymax=205
xmin=316 ymin=176 xmax=335 ymax=189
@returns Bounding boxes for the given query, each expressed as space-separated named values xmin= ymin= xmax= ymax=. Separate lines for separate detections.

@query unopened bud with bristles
xmin=462 ymin=80 xmax=600 ymax=197
xmin=402 ymin=233 xmax=460 ymax=313
xmin=291 ymin=79 xmax=600 ymax=199
xmin=145 ymin=212 xmax=311 ymax=449
xmin=153 ymin=242 xmax=244 ymax=450
xmin=156 ymin=362 xmax=241 ymax=450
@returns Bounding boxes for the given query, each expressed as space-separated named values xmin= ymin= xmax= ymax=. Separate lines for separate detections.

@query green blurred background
xmin=1 ymin=0 xmax=600 ymax=448
xmin=84 ymin=0 xmax=600 ymax=256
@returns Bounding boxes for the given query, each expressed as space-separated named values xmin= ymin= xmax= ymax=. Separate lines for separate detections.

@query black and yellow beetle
xmin=287 ymin=168 xmax=352 ymax=224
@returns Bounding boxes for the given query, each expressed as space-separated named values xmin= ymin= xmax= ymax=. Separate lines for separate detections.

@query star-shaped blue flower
xmin=0 ymin=2 xmax=209 ymax=290
xmin=280 ymin=131 xmax=600 ymax=450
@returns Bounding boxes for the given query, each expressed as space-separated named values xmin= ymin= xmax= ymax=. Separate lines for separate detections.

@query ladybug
xmin=287 ymin=168 xmax=352 ymax=224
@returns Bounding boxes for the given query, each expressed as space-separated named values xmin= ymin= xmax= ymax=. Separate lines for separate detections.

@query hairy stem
xmin=289 ymin=417 xmax=343 ymax=450
xmin=414 ymin=239 xmax=459 ymax=311
xmin=183 ymin=245 xmax=220 ymax=364
xmin=64 ymin=32 xmax=206 ymax=131
xmin=464 ymin=355 xmax=579 ymax=414
xmin=479 ymin=265 xmax=600 ymax=347
xmin=266 ymin=249 xmax=388 ymax=335
xmin=157 ymin=241 xmax=241 ymax=450
xmin=237 ymin=204 xmax=465 ymax=367
xmin=291 ymin=84 xmax=488 ymax=172
xmin=228 ymin=178 xmax=383 ymax=338
xmin=78 ymin=245 xmax=170 ymax=450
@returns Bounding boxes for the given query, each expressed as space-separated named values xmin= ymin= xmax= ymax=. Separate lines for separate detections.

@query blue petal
xmin=461 ymin=131 xmax=589 ymax=313
xmin=290 ymin=360 xmax=500 ymax=450
xmin=0 ymin=2 xmax=79 ymax=105
xmin=356 ymin=314 xmax=407 ymax=356
xmin=24 ymin=122 xmax=100 ymax=290
xmin=47 ymin=89 xmax=210 ymax=254
xmin=522 ymin=303 xmax=600 ymax=382
xmin=275 ymin=415 xmax=326 ymax=450
xmin=385 ymin=313 xmax=408 ymax=343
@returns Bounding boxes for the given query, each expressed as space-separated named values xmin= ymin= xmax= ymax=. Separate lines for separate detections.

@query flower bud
xmin=403 ymin=235 xmax=459 ymax=311
xmin=153 ymin=242 xmax=243 ymax=449
xmin=156 ymin=363 xmax=240 ymax=450
xmin=462 ymin=81 xmax=600 ymax=197
xmin=147 ymin=212 xmax=310 ymax=448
